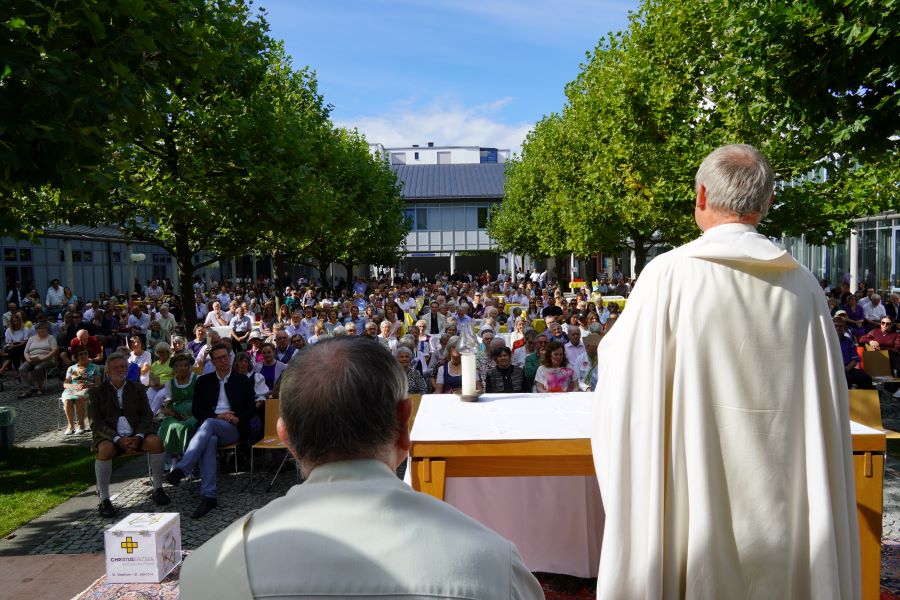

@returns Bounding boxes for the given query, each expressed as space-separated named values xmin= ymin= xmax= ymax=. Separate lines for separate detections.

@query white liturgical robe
xmin=593 ymin=223 xmax=860 ymax=599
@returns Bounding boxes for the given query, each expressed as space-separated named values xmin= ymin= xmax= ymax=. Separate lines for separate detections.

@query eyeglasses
xmin=882 ymin=321 xmax=893 ymax=325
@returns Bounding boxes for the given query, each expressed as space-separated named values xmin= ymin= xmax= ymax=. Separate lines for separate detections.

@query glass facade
xmin=784 ymin=213 xmax=900 ymax=293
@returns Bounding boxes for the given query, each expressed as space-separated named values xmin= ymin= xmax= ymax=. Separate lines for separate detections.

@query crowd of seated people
xmin=826 ymin=282 xmax=900 ymax=390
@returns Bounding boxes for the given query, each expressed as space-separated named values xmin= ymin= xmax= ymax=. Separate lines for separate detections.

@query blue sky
xmin=259 ymin=0 xmax=639 ymax=154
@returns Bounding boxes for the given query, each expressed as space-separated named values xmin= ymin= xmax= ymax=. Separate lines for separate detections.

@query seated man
xmin=89 ymin=353 xmax=170 ymax=517
xmin=835 ymin=319 xmax=874 ymax=389
xmin=63 ymin=329 xmax=104 ymax=367
xmin=860 ymin=316 xmax=900 ymax=375
xmin=165 ymin=343 xmax=256 ymax=518
xmin=179 ymin=336 xmax=543 ymax=598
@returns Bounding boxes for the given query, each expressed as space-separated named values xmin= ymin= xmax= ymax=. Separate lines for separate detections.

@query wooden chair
xmin=848 ymin=389 xmax=900 ymax=439
xmin=250 ymin=397 xmax=297 ymax=491
xmin=862 ymin=350 xmax=893 ymax=378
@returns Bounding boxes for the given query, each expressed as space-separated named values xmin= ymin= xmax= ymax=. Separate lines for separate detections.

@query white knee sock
xmin=95 ymin=460 xmax=112 ymax=501
xmin=149 ymin=452 xmax=165 ymax=489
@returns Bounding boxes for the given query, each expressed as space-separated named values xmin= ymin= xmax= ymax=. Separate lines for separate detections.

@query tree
xmin=110 ymin=49 xmax=333 ymax=331
xmin=0 ymin=0 xmax=274 ymax=232
xmin=270 ymin=128 xmax=407 ymax=285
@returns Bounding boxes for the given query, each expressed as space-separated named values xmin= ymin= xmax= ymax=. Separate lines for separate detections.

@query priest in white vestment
xmin=592 ymin=144 xmax=860 ymax=599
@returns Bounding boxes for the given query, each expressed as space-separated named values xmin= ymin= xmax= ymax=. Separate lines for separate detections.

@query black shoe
xmin=98 ymin=498 xmax=118 ymax=518
xmin=164 ymin=467 xmax=185 ymax=487
xmin=151 ymin=487 xmax=171 ymax=506
xmin=191 ymin=497 xmax=217 ymax=519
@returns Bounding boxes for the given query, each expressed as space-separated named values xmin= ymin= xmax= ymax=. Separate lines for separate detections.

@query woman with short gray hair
xmin=394 ymin=346 xmax=427 ymax=394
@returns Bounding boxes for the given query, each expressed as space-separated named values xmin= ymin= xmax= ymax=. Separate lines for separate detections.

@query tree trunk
xmin=632 ymin=238 xmax=648 ymax=277
xmin=174 ymin=224 xmax=197 ymax=334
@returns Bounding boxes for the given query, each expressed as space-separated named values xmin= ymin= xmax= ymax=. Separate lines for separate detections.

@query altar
xmin=409 ymin=393 xmax=885 ymax=596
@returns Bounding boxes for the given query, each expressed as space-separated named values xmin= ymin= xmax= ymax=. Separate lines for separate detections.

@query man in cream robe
xmin=593 ymin=144 xmax=859 ymax=599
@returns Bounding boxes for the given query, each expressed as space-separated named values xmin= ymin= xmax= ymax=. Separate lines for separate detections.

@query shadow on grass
xmin=0 ymin=446 xmax=134 ymax=538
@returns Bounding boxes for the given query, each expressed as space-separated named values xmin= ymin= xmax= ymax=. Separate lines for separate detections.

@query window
xmin=390 ymin=152 xmax=407 ymax=165
xmin=437 ymin=152 xmax=451 ymax=165
xmin=112 ymin=252 xmax=121 ymax=263
xmin=414 ymin=151 xmax=419 ymax=160
xmin=82 ymin=251 xmax=93 ymax=262
xmin=480 ymin=148 xmax=498 ymax=163
xmin=19 ymin=249 xmax=30 ymax=262
xmin=3 ymin=248 xmax=16 ymax=262
xmin=477 ymin=207 xmax=489 ymax=229
xmin=404 ymin=209 xmax=415 ymax=229
xmin=416 ymin=208 xmax=428 ymax=230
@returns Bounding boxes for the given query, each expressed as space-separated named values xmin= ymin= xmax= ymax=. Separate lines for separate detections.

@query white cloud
xmin=335 ymin=97 xmax=534 ymax=157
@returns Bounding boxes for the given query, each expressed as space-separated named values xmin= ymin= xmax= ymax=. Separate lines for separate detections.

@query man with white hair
xmin=863 ymin=293 xmax=887 ymax=330
xmin=593 ymin=144 xmax=859 ymax=598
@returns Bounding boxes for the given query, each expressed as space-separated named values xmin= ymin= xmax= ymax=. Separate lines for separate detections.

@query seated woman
xmin=1 ymin=313 xmax=31 ymax=376
xmin=432 ymin=336 xmax=479 ymax=394
xmin=61 ymin=348 xmax=102 ymax=434
xmin=156 ymin=303 xmax=177 ymax=343
xmin=259 ymin=302 xmax=277 ymax=337
xmin=146 ymin=342 xmax=174 ymax=414
xmin=233 ymin=351 xmax=270 ymax=443
xmin=534 ymin=341 xmax=577 ymax=393
xmin=509 ymin=316 xmax=527 ymax=352
xmin=157 ymin=353 xmax=198 ymax=457
xmin=170 ymin=335 xmax=188 ymax=358
xmin=484 ymin=347 xmax=527 ymax=393
xmin=18 ymin=322 xmax=58 ymax=397
xmin=395 ymin=345 xmax=427 ymax=394
xmin=146 ymin=320 xmax=165 ymax=357
xmin=128 ymin=335 xmax=152 ymax=387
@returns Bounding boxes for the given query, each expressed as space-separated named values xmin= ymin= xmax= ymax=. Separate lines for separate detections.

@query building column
xmin=230 ymin=258 xmax=238 ymax=283
xmin=850 ymin=228 xmax=859 ymax=291
xmin=63 ymin=239 xmax=75 ymax=295
xmin=126 ymin=244 xmax=135 ymax=295
xmin=449 ymin=251 xmax=456 ymax=275
xmin=629 ymin=250 xmax=637 ymax=278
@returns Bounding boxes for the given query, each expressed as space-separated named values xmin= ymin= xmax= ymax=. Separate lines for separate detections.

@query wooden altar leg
xmin=411 ymin=457 xmax=447 ymax=500
xmin=854 ymin=450 xmax=884 ymax=600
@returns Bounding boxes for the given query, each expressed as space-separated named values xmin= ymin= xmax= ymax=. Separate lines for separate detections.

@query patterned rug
xmin=73 ymin=554 xmax=184 ymax=600
xmin=883 ymin=540 xmax=900 ymax=599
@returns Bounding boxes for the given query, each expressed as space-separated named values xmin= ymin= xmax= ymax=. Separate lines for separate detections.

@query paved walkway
xmin=3 ymin=370 xmax=900 ymax=591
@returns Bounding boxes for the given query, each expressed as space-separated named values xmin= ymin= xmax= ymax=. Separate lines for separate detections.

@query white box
xmin=104 ymin=512 xmax=182 ymax=583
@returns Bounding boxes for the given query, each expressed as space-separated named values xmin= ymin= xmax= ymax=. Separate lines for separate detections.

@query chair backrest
xmin=862 ymin=350 xmax=892 ymax=377
xmin=408 ymin=394 xmax=423 ymax=431
xmin=849 ymin=389 xmax=883 ymax=430
xmin=264 ymin=397 xmax=281 ymax=439
xmin=532 ymin=318 xmax=546 ymax=333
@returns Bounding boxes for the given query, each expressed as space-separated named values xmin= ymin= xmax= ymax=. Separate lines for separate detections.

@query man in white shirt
xmin=127 ymin=305 xmax=150 ymax=340
xmin=180 ymin=337 xmax=543 ymax=599
xmin=564 ymin=327 xmax=590 ymax=381
xmin=145 ymin=279 xmax=164 ymax=299
xmin=204 ymin=301 xmax=229 ymax=327
xmin=863 ymin=293 xmax=887 ymax=329
xmin=45 ymin=279 xmax=66 ymax=316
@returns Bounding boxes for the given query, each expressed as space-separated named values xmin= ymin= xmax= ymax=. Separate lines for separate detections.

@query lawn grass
xmin=0 ymin=445 xmax=97 ymax=537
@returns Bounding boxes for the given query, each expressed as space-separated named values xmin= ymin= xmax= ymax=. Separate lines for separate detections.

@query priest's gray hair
xmin=696 ymin=144 xmax=774 ymax=218
xmin=279 ymin=336 xmax=407 ymax=471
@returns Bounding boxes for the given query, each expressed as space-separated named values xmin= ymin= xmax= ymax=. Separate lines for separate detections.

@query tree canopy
xmin=490 ymin=0 xmax=898 ymax=273
xmin=1 ymin=0 xmax=407 ymax=329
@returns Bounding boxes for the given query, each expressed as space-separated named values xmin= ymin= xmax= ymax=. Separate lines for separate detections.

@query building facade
xmin=370 ymin=143 xmax=516 ymax=278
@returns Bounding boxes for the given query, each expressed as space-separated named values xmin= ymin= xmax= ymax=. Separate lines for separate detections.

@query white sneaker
xmin=75 ymin=427 xmax=85 ymax=435
xmin=63 ymin=428 xmax=75 ymax=435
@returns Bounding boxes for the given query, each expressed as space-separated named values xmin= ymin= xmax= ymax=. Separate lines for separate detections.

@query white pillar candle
xmin=460 ymin=353 xmax=477 ymax=396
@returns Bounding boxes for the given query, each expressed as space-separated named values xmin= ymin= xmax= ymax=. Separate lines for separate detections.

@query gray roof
xmin=392 ymin=164 xmax=506 ymax=200
xmin=42 ymin=224 xmax=129 ymax=241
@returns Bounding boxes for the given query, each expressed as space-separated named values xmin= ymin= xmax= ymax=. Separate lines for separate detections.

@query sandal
xmin=17 ymin=389 xmax=34 ymax=399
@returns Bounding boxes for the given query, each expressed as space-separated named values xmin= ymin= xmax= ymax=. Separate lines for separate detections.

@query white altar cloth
xmin=408 ymin=393 xmax=602 ymax=578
